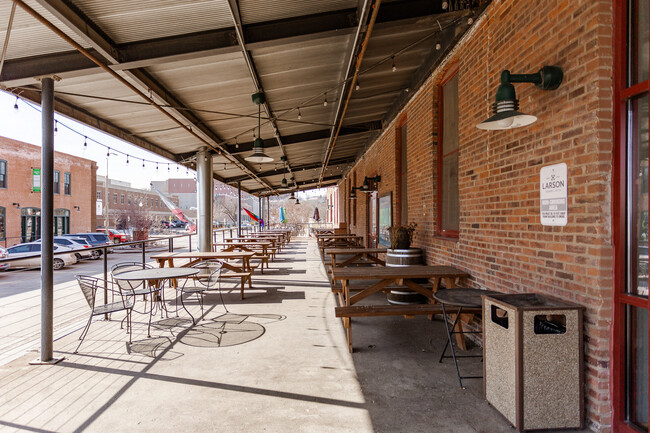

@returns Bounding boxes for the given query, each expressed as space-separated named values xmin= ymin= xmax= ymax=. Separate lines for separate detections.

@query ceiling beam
xmin=225 ymin=121 xmax=382 ymax=154
xmin=223 ymin=157 xmax=355 ymax=183
xmin=250 ymin=175 xmax=342 ymax=195
xmin=1 ymin=0 xmax=449 ymax=86
xmin=17 ymin=0 xmax=270 ymax=192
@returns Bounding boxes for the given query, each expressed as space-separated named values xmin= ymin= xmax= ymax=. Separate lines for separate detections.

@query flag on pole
xmin=243 ymin=208 xmax=264 ymax=228
xmin=150 ymin=183 xmax=197 ymax=232
xmin=280 ymin=207 xmax=287 ymax=223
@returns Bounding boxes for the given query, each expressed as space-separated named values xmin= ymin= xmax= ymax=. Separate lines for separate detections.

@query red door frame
xmin=612 ymin=0 xmax=650 ymax=431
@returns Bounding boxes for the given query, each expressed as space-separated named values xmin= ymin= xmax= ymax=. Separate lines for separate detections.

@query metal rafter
xmin=250 ymin=175 xmax=342 ymax=195
xmin=17 ymin=0 xmax=273 ymax=193
xmin=1 ymin=1 xmax=444 ymax=86
xmin=225 ymin=121 xmax=382 ymax=155
xmin=224 ymin=157 xmax=355 ymax=184
xmin=225 ymin=0 xmax=293 ymax=191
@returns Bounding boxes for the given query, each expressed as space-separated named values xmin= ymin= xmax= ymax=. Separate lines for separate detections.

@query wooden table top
xmin=151 ymin=251 xmax=255 ymax=259
xmin=331 ymin=265 xmax=469 ymax=280
xmin=113 ymin=267 xmax=200 ymax=280
xmin=325 ymin=247 xmax=387 ymax=255
xmin=214 ymin=241 xmax=271 ymax=246
xmin=316 ymin=234 xmax=362 ymax=239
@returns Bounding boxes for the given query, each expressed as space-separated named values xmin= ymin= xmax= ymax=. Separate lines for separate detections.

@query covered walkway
xmin=0 ymin=238 xmax=522 ymax=433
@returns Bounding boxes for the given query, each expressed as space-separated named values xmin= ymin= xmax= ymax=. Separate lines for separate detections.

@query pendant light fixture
xmin=245 ymin=92 xmax=274 ymax=163
xmin=295 ymin=197 xmax=301 ymax=205
xmin=289 ymin=191 xmax=296 ymax=200
xmin=476 ymin=66 xmax=563 ymax=131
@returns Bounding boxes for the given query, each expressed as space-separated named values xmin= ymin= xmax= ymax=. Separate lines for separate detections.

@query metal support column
xmin=196 ymin=147 xmax=213 ymax=252
xmin=237 ymin=182 xmax=242 ymax=237
xmin=33 ymin=77 xmax=61 ymax=364
xmin=266 ymin=196 xmax=270 ymax=230
xmin=258 ymin=196 xmax=262 ymax=231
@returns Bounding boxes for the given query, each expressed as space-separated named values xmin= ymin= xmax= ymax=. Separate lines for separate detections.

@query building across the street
xmin=0 ymin=136 xmax=97 ymax=246
xmin=96 ymin=176 xmax=180 ymax=229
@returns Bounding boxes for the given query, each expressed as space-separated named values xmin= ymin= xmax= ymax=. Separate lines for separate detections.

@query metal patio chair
xmin=179 ymin=260 xmax=224 ymax=324
xmin=75 ymin=275 xmax=134 ymax=353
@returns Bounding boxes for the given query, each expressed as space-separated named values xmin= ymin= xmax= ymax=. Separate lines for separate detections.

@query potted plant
xmin=388 ymin=223 xmax=417 ymax=250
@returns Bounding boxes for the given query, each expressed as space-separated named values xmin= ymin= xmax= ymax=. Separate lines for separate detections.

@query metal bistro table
xmin=433 ymin=288 xmax=499 ymax=389
xmin=113 ymin=267 xmax=200 ymax=332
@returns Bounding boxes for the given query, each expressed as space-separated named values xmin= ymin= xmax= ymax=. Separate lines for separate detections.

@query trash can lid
xmin=484 ymin=293 xmax=583 ymax=310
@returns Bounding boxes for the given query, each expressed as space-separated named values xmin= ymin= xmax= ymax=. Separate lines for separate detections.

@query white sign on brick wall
xmin=96 ymin=200 xmax=103 ymax=216
xmin=540 ymin=163 xmax=568 ymax=226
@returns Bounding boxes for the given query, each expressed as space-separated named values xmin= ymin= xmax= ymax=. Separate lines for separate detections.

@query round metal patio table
xmin=113 ymin=267 xmax=200 ymax=334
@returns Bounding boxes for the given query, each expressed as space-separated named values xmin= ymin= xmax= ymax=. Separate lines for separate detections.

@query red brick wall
xmin=339 ymin=1 xmax=614 ymax=431
xmin=0 ymin=136 xmax=97 ymax=246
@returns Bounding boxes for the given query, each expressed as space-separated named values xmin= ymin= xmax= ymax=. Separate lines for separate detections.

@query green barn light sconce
xmin=12 ymin=202 xmax=20 ymax=208
xmin=358 ymin=175 xmax=381 ymax=193
xmin=476 ymin=66 xmax=563 ymax=131
xmin=245 ymin=92 xmax=274 ymax=163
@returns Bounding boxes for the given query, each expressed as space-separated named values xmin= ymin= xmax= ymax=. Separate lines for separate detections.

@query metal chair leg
xmin=74 ymin=315 xmax=94 ymax=353
xmin=440 ymin=304 xmax=465 ymax=389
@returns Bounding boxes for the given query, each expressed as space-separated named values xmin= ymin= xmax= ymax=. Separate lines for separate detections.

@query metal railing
xmin=266 ymin=222 xmax=334 ymax=237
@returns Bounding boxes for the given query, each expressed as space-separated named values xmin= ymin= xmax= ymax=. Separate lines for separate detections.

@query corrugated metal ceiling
xmin=0 ymin=0 xmax=486 ymax=195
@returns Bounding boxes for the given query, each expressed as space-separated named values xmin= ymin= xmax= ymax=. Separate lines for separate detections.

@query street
xmin=0 ymin=237 xmax=191 ymax=365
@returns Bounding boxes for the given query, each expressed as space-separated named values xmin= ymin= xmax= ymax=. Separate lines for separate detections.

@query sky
xmin=0 ymin=90 xmax=195 ymax=189
xmin=0 ymin=90 xmax=324 ymax=199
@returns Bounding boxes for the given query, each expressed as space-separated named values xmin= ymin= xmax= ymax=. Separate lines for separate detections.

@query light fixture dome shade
xmin=281 ymin=177 xmax=287 ymax=188
xmin=476 ymin=110 xmax=537 ymax=130
xmin=245 ymin=137 xmax=274 ymax=163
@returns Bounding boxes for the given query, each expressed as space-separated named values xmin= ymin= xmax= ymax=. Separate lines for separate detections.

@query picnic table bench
xmin=331 ymin=265 xmax=470 ymax=352
xmin=150 ymin=251 xmax=255 ymax=299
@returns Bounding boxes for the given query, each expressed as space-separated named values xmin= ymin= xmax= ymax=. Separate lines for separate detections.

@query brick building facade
xmin=339 ymin=1 xmax=625 ymax=431
xmin=97 ymin=176 xmax=179 ymax=228
xmin=0 ymin=136 xmax=97 ymax=247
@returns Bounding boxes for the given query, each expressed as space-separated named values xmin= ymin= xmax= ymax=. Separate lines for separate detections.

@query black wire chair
xmin=75 ymin=275 xmax=134 ymax=353
xmin=179 ymin=260 xmax=225 ymax=324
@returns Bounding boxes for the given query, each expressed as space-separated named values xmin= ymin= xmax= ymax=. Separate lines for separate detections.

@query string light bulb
xmin=83 ymin=136 xmax=87 ymax=148
xmin=392 ymin=57 xmax=397 ymax=72
xmin=126 ymin=155 xmax=130 ymax=165
xmin=441 ymin=1 xmax=448 ymax=9
xmin=436 ymin=43 xmax=441 ymax=50
xmin=142 ymin=159 xmax=145 ymax=168
xmin=156 ymin=163 xmax=159 ymax=171
xmin=106 ymin=148 xmax=110 ymax=158
xmin=323 ymin=93 xmax=328 ymax=107
xmin=54 ymin=121 xmax=58 ymax=134
xmin=355 ymin=82 xmax=360 ymax=91
xmin=298 ymin=107 xmax=302 ymax=120
xmin=13 ymin=97 xmax=18 ymax=111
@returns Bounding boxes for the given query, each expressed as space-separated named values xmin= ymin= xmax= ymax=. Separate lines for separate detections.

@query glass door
xmin=20 ymin=208 xmax=40 ymax=243
xmin=367 ymin=191 xmax=378 ymax=248
xmin=615 ymin=1 xmax=650 ymax=431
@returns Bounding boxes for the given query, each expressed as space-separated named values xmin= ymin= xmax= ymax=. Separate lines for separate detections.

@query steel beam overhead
xmin=2 ymin=0 xmax=446 ymax=85
xmin=224 ymin=121 xmax=382 ymax=155
xmin=224 ymin=157 xmax=356 ymax=184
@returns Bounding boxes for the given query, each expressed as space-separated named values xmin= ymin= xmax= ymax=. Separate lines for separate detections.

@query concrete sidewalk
xmin=0 ymin=238 xmax=581 ymax=433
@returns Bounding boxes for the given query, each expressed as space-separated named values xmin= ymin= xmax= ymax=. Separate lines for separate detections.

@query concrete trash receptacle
xmin=482 ymin=293 xmax=584 ymax=432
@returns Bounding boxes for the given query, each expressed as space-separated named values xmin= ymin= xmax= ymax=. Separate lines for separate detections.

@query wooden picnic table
xmin=316 ymin=234 xmax=364 ymax=253
xmin=213 ymin=241 xmax=272 ymax=270
xmin=331 ymin=265 xmax=470 ymax=352
xmin=245 ymin=233 xmax=285 ymax=249
xmin=325 ymin=247 xmax=387 ymax=268
xmin=150 ymin=251 xmax=255 ymax=299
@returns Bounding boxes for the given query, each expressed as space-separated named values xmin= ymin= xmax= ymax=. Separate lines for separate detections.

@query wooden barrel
xmin=386 ymin=248 xmax=428 ymax=304
xmin=386 ymin=248 xmax=423 ymax=266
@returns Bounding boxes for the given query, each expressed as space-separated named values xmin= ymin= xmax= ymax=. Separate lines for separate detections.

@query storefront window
xmin=438 ymin=72 xmax=459 ymax=236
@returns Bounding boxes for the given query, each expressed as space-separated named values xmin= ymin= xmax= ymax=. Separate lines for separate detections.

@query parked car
xmin=96 ymin=228 xmax=129 ymax=244
xmin=5 ymin=242 xmax=77 ymax=270
xmin=63 ymin=233 xmax=111 ymax=259
xmin=36 ymin=236 xmax=93 ymax=260
xmin=0 ymin=247 xmax=10 ymax=271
